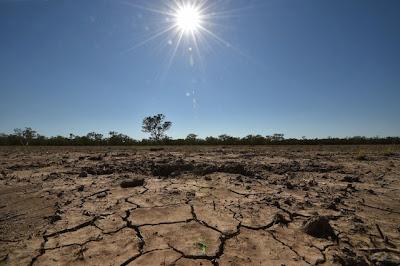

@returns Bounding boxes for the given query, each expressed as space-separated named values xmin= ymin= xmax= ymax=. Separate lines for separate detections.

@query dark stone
xmin=346 ymin=183 xmax=357 ymax=192
xmin=333 ymin=197 xmax=342 ymax=204
xmin=283 ymin=198 xmax=293 ymax=206
xmin=86 ymin=168 xmax=97 ymax=175
xmin=120 ymin=177 xmax=145 ymax=188
xmin=342 ymin=175 xmax=360 ymax=183
xmin=302 ymin=215 xmax=337 ymax=240
xmin=44 ymin=172 xmax=61 ymax=181
xmin=88 ymin=155 xmax=103 ymax=161
xmin=48 ymin=214 xmax=61 ymax=224
xmin=285 ymin=181 xmax=294 ymax=190
xmin=308 ymin=179 xmax=317 ymax=187
xmin=79 ymin=171 xmax=88 ymax=178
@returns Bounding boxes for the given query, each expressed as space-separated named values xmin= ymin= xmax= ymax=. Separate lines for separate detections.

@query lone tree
xmin=14 ymin=127 xmax=37 ymax=145
xmin=142 ymin=114 xmax=172 ymax=141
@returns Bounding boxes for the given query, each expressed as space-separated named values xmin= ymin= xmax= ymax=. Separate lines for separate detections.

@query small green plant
xmin=194 ymin=241 xmax=208 ymax=254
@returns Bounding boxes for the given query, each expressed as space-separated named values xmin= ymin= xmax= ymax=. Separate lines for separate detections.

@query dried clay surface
xmin=1 ymin=145 xmax=400 ymax=265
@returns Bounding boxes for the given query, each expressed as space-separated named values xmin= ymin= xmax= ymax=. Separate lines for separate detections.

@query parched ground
xmin=0 ymin=145 xmax=400 ymax=266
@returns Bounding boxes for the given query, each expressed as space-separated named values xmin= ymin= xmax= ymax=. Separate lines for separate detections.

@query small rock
xmin=370 ymin=252 xmax=400 ymax=266
xmin=48 ymin=214 xmax=61 ymax=224
xmin=302 ymin=215 xmax=337 ymax=240
xmin=283 ymin=198 xmax=293 ymax=206
xmin=346 ymin=183 xmax=357 ymax=192
xmin=308 ymin=179 xmax=317 ymax=187
xmin=44 ymin=172 xmax=61 ymax=181
xmin=86 ymin=168 xmax=97 ymax=175
xmin=97 ymin=192 xmax=107 ymax=198
xmin=88 ymin=155 xmax=103 ymax=161
xmin=77 ymin=185 xmax=85 ymax=192
xmin=79 ymin=171 xmax=88 ymax=178
xmin=333 ymin=197 xmax=342 ymax=204
xmin=285 ymin=181 xmax=294 ymax=189
xmin=342 ymin=175 xmax=360 ymax=183
xmin=120 ymin=177 xmax=145 ymax=188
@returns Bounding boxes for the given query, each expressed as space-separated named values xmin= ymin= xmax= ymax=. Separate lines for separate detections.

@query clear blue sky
xmin=0 ymin=0 xmax=399 ymax=139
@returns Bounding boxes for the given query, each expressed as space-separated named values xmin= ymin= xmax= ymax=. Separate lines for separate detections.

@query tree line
xmin=1 ymin=127 xmax=399 ymax=146
xmin=1 ymin=114 xmax=399 ymax=146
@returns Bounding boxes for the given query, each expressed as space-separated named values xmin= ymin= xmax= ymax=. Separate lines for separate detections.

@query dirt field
xmin=0 ymin=145 xmax=399 ymax=265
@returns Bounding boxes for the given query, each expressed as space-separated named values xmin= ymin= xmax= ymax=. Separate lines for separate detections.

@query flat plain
xmin=0 ymin=145 xmax=399 ymax=265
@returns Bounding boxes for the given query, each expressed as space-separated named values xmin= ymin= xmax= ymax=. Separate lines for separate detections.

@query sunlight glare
xmin=175 ymin=5 xmax=202 ymax=34
xmin=123 ymin=0 xmax=245 ymax=73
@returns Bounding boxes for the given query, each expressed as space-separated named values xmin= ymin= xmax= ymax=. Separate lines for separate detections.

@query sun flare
xmin=174 ymin=5 xmax=202 ymax=34
xmin=123 ymin=0 xmax=241 ymax=70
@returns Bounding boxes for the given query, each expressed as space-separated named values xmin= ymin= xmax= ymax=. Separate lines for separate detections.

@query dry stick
xmin=375 ymin=223 xmax=389 ymax=244
xmin=83 ymin=189 xmax=110 ymax=199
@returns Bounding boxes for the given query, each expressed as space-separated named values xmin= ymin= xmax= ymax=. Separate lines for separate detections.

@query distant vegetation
xmin=0 ymin=127 xmax=399 ymax=146
xmin=0 ymin=114 xmax=398 ymax=146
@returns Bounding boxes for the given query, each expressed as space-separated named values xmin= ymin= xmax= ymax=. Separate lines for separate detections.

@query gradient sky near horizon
xmin=0 ymin=0 xmax=399 ymax=139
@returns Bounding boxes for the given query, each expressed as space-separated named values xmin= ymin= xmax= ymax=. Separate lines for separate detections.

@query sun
xmin=174 ymin=4 xmax=202 ymax=34
xmin=123 ymin=0 xmax=240 ymax=69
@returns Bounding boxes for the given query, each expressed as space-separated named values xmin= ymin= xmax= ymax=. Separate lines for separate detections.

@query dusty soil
xmin=0 ymin=145 xmax=399 ymax=265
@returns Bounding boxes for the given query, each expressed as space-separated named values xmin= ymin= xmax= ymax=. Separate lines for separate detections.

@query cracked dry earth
xmin=1 ymin=146 xmax=400 ymax=266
